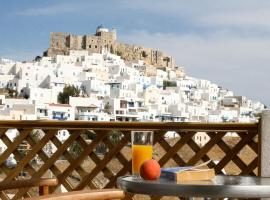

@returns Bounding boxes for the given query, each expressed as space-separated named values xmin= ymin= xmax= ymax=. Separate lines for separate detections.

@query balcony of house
xmin=75 ymin=106 xmax=100 ymax=121
xmin=126 ymin=108 xmax=138 ymax=116
xmin=76 ymin=113 xmax=98 ymax=121
xmin=0 ymin=110 xmax=270 ymax=199
xmin=115 ymin=109 xmax=139 ymax=121
xmin=155 ymin=113 xmax=181 ymax=122
xmin=52 ymin=111 xmax=68 ymax=120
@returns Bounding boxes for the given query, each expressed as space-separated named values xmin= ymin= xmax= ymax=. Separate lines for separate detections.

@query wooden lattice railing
xmin=0 ymin=121 xmax=261 ymax=199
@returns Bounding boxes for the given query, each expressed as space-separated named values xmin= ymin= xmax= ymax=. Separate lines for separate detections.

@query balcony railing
xmin=0 ymin=110 xmax=270 ymax=199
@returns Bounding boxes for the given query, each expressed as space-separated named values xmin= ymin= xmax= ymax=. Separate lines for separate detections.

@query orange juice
xmin=132 ymin=144 xmax=153 ymax=174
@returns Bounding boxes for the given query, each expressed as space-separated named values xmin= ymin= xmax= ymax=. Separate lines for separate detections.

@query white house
xmin=47 ymin=103 xmax=75 ymax=121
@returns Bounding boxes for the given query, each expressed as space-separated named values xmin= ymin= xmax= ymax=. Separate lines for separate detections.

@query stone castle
xmin=44 ymin=25 xmax=175 ymax=68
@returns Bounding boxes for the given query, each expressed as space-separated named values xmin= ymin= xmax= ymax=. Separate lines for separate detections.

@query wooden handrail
xmin=25 ymin=189 xmax=125 ymax=200
xmin=0 ymin=120 xmax=258 ymax=131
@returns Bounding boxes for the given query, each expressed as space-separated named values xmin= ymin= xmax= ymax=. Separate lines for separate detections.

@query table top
xmin=117 ymin=175 xmax=270 ymax=198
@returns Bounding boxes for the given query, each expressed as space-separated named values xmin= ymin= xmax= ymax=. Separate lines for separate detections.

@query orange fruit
xmin=140 ymin=159 xmax=161 ymax=180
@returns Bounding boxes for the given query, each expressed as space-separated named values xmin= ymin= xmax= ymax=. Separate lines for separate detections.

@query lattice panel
xmin=0 ymin=124 xmax=259 ymax=200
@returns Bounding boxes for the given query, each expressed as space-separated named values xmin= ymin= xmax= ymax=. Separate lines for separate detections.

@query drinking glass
xmin=131 ymin=131 xmax=153 ymax=175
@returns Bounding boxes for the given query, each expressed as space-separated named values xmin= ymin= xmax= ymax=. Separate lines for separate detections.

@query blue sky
xmin=0 ymin=0 xmax=269 ymax=106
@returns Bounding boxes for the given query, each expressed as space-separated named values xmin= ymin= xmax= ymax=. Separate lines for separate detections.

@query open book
xmin=160 ymin=160 xmax=215 ymax=182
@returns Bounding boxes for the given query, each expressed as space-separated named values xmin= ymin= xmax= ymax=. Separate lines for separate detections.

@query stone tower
xmin=44 ymin=25 xmax=117 ymax=56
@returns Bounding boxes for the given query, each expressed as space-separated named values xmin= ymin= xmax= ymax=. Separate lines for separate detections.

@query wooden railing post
xmin=260 ymin=110 xmax=270 ymax=177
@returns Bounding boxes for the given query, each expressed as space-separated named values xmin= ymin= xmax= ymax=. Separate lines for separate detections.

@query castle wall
xmin=50 ymin=32 xmax=69 ymax=49
xmin=45 ymin=28 xmax=175 ymax=68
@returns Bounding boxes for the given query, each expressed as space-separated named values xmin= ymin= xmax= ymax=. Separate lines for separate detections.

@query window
xmin=95 ymin=45 xmax=97 ymax=48
xmin=89 ymin=45 xmax=91 ymax=48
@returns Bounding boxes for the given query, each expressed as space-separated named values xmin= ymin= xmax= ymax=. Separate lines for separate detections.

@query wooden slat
xmin=102 ymin=131 xmax=131 ymax=170
xmin=26 ymin=134 xmax=71 ymax=190
xmin=4 ymin=130 xmax=56 ymax=181
xmin=52 ymin=130 xmax=109 ymax=192
xmin=241 ymin=157 xmax=258 ymax=175
xmin=75 ymin=132 xmax=130 ymax=190
xmin=158 ymin=131 xmax=195 ymax=166
xmin=215 ymin=131 xmax=257 ymax=173
xmin=101 ymin=131 xmax=132 ymax=187
xmin=50 ymin=131 xmax=90 ymax=188
xmin=13 ymin=131 xmax=81 ymax=199
xmin=0 ymin=192 xmax=9 ymax=200
xmin=105 ymin=161 xmax=132 ymax=188
xmin=0 ymin=129 xmax=30 ymax=166
xmin=25 ymin=189 xmax=125 ymax=200
xmin=1 ymin=133 xmax=36 ymax=176
xmin=27 ymin=137 xmax=75 ymax=193
xmin=188 ymin=132 xmax=226 ymax=164
xmin=0 ymin=128 xmax=8 ymax=138
xmin=76 ymin=131 xmax=117 ymax=179
xmin=155 ymin=131 xmax=186 ymax=167
xmin=0 ymin=178 xmax=58 ymax=190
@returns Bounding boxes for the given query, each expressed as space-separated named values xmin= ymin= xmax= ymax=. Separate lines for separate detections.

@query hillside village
xmin=0 ymin=26 xmax=265 ymax=123
xmin=0 ymin=26 xmax=266 ymax=168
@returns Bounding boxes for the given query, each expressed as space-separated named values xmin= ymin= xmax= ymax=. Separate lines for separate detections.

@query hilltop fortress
xmin=44 ymin=25 xmax=175 ymax=68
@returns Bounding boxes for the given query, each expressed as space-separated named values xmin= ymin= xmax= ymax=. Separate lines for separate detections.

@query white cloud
xmin=121 ymin=0 xmax=270 ymax=31
xmin=199 ymin=9 xmax=270 ymax=29
xmin=120 ymin=31 xmax=270 ymax=105
xmin=17 ymin=3 xmax=87 ymax=16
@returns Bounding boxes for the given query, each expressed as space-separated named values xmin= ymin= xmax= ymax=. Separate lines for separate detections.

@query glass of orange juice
xmin=131 ymin=131 xmax=153 ymax=176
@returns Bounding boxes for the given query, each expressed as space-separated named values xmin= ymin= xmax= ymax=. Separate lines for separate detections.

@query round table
xmin=117 ymin=175 xmax=270 ymax=198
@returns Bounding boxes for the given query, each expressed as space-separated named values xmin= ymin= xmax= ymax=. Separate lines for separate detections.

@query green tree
xmin=104 ymin=102 xmax=111 ymax=114
xmin=115 ymin=51 xmax=123 ymax=58
xmin=6 ymin=88 xmax=18 ymax=98
xmin=163 ymin=81 xmax=177 ymax=89
xmin=58 ymin=85 xmax=80 ymax=104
